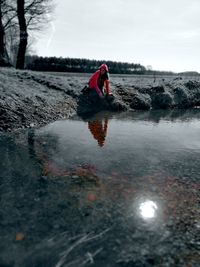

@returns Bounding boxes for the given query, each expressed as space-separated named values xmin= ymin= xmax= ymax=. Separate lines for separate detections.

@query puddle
xmin=0 ymin=109 xmax=200 ymax=266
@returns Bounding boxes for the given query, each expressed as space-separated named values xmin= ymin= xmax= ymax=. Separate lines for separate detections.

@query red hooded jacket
xmin=88 ymin=66 xmax=110 ymax=96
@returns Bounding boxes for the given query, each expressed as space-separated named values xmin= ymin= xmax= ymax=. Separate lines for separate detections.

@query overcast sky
xmin=35 ymin=0 xmax=200 ymax=73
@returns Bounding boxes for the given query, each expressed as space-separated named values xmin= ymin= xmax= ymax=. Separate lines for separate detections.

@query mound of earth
xmin=1 ymin=67 xmax=200 ymax=131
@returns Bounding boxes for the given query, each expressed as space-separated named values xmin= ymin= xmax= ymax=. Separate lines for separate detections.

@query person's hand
xmin=106 ymin=92 xmax=113 ymax=96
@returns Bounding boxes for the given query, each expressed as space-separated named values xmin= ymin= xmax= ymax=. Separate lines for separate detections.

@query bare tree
xmin=5 ymin=22 xmax=19 ymax=65
xmin=0 ymin=0 xmax=52 ymax=68
xmin=0 ymin=0 xmax=15 ymax=66
xmin=25 ymin=0 xmax=52 ymax=30
xmin=16 ymin=0 xmax=28 ymax=69
xmin=16 ymin=0 xmax=53 ymax=69
xmin=0 ymin=0 xmax=6 ymax=65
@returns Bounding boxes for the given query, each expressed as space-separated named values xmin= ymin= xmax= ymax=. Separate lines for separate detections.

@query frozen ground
xmin=1 ymin=67 xmax=200 ymax=131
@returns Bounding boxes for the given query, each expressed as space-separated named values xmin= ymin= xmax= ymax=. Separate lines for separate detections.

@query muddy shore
xmin=1 ymin=67 xmax=200 ymax=131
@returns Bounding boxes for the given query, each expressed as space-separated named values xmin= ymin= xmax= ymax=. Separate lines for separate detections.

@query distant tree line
xmin=25 ymin=55 xmax=187 ymax=75
xmin=25 ymin=55 xmax=147 ymax=74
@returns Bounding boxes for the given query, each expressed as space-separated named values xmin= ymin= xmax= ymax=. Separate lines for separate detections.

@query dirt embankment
xmin=0 ymin=68 xmax=79 ymax=131
xmin=1 ymin=67 xmax=200 ymax=132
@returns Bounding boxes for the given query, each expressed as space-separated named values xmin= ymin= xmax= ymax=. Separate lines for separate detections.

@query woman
xmin=88 ymin=63 xmax=110 ymax=98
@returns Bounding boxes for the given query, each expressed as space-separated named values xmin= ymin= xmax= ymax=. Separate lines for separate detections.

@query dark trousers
xmin=88 ymin=88 xmax=101 ymax=103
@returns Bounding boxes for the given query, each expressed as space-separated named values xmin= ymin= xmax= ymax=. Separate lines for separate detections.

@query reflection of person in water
xmin=88 ymin=118 xmax=108 ymax=147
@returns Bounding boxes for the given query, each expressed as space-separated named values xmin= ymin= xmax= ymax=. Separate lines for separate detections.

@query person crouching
xmin=87 ymin=64 xmax=110 ymax=101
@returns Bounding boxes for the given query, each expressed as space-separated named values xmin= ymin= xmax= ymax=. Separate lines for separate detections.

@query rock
xmin=151 ymin=85 xmax=165 ymax=93
xmin=152 ymin=92 xmax=174 ymax=109
xmin=185 ymin=80 xmax=200 ymax=90
xmin=130 ymin=93 xmax=152 ymax=110
xmin=109 ymin=99 xmax=128 ymax=111
xmin=173 ymin=87 xmax=192 ymax=108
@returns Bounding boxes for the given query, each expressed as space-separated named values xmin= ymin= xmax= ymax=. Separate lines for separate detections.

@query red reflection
xmin=88 ymin=118 xmax=108 ymax=147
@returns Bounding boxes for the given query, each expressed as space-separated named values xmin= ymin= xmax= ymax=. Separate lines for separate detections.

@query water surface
xmin=0 ymin=109 xmax=200 ymax=266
